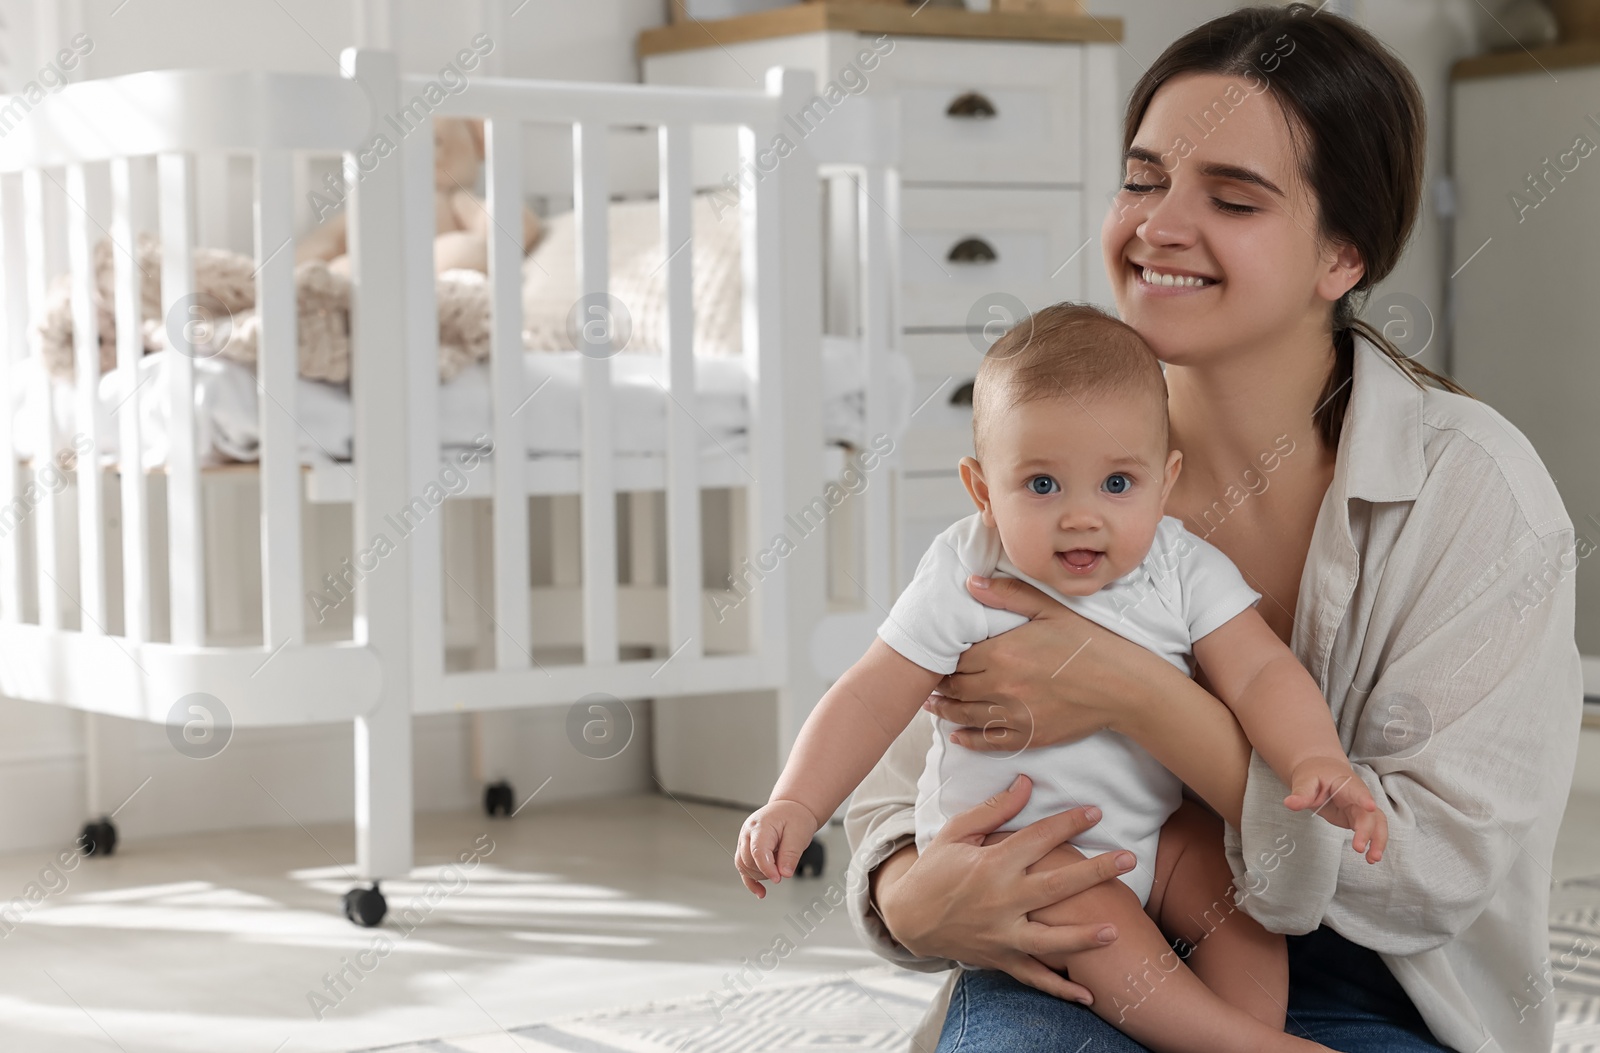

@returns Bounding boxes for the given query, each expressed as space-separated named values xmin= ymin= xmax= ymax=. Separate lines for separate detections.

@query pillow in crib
xmin=521 ymin=193 xmax=743 ymax=358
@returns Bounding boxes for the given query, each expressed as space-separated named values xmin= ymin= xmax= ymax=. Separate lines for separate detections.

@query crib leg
xmin=353 ymin=687 xmax=413 ymax=897
xmin=80 ymin=712 xmax=139 ymax=857
xmin=471 ymin=711 xmax=519 ymax=818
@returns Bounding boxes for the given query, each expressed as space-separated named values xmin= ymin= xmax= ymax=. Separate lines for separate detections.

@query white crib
xmin=0 ymin=50 xmax=904 ymax=924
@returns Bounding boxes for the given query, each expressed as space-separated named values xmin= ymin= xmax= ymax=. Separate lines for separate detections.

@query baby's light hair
xmin=972 ymin=302 xmax=1168 ymax=459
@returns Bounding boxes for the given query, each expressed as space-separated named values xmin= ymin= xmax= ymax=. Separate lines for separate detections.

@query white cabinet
xmin=643 ymin=10 xmax=1122 ymax=595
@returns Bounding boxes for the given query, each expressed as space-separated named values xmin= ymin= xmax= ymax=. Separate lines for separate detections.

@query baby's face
xmin=962 ymin=392 xmax=1180 ymax=597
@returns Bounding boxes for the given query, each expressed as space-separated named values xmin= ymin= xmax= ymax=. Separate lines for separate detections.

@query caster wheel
xmin=79 ymin=817 xmax=118 ymax=858
xmin=484 ymin=779 xmax=514 ymax=818
xmin=796 ymin=839 xmax=825 ymax=878
xmin=343 ymin=884 xmax=387 ymax=928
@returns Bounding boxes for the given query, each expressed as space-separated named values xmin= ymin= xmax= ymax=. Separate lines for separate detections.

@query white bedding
xmin=12 ymin=344 xmax=909 ymax=469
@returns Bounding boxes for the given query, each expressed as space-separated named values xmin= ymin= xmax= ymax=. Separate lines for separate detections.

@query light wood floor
xmin=4 ymin=764 xmax=1600 ymax=1053
xmin=0 ymin=794 xmax=865 ymax=1053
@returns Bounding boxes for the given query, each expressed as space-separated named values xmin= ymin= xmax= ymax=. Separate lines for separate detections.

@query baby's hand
xmin=1285 ymin=757 xmax=1388 ymax=864
xmin=735 ymin=800 xmax=821 ymax=898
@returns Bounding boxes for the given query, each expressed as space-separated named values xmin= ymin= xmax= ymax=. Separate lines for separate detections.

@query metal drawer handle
xmin=950 ymin=380 xmax=975 ymax=406
xmin=947 ymin=237 xmax=997 ymax=264
xmin=946 ymin=91 xmax=997 ymax=119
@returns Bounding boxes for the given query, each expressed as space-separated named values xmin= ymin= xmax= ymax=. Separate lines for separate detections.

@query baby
xmin=735 ymin=303 xmax=1387 ymax=1053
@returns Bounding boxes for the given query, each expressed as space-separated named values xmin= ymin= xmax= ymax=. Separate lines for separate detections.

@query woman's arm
xmin=928 ymin=574 xmax=1254 ymax=827
xmin=843 ymin=720 xmax=1134 ymax=1004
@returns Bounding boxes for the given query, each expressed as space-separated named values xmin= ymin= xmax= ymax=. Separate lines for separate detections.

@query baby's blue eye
xmin=1103 ymin=473 xmax=1132 ymax=495
xmin=1026 ymin=475 xmax=1059 ymax=496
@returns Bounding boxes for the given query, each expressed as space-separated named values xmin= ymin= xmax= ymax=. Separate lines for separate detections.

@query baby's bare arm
xmin=1191 ymin=609 xmax=1348 ymax=787
xmin=768 ymin=638 xmax=944 ymax=825
xmin=740 ymin=640 xmax=943 ymax=894
xmin=1194 ymin=611 xmax=1386 ymax=861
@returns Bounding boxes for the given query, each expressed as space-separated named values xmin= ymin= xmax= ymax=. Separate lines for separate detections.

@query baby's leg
xmin=1147 ymin=799 xmax=1288 ymax=1028
xmin=1005 ymin=828 xmax=1324 ymax=1053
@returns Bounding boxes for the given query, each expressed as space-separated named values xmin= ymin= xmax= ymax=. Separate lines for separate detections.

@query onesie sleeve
xmin=876 ymin=517 xmax=994 ymax=675
xmin=1169 ymin=519 xmax=1262 ymax=642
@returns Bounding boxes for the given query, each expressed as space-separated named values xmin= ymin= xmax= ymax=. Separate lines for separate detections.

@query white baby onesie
xmin=877 ymin=512 xmax=1260 ymax=906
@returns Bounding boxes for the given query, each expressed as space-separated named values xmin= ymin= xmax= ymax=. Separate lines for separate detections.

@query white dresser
xmin=642 ymin=5 xmax=1124 ymax=593
xmin=1452 ymin=43 xmax=1600 ymax=694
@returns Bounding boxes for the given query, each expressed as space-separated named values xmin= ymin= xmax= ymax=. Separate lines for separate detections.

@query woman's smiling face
xmin=1100 ymin=72 xmax=1361 ymax=366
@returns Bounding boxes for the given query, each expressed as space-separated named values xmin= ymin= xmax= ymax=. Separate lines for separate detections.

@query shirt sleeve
xmin=842 ymin=712 xmax=957 ymax=972
xmin=876 ymin=520 xmax=993 ymax=675
xmin=1172 ymin=522 xmax=1263 ymax=641
xmin=1223 ymin=525 xmax=1583 ymax=953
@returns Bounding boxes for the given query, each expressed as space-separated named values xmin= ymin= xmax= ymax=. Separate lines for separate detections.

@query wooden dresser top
xmin=1454 ymin=40 xmax=1600 ymax=80
xmin=638 ymin=3 xmax=1124 ymax=58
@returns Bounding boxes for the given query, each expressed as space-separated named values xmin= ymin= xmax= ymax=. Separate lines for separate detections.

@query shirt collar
xmin=1335 ymin=331 xmax=1427 ymax=505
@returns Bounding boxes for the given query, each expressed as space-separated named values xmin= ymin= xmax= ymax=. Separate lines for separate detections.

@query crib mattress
xmin=12 ymin=341 xmax=907 ymax=470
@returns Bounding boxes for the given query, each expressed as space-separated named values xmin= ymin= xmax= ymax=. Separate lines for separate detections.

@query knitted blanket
xmin=35 ymin=233 xmax=491 ymax=384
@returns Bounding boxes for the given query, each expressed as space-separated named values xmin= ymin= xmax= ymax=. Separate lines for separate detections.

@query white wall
xmin=1351 ymin=0 xmax=1483 ymax=379
xmin=7 ymin=0 xmax=667 ymax=81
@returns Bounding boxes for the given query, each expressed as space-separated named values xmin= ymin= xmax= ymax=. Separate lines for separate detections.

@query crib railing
xmin=0 ymin=51 xmax=898 ymax=879
xmin=0 ymin=66 xmax=390 ymax=725
xmin=406 ymin=69 xmax=834 ymax=741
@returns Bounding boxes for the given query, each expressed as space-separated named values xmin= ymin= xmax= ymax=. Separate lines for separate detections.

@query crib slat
xmin=111 ymin=158 xmax=151 ymax=643
xmin=400 ymin=105 xmax=443 ymax=696
xmin=740 ymin=108 xmax=793 ymax=670
xmin=159 ymin=153 xmax=207 ymax=647
xmin=256 ymin=149 xmax=303 ymax=648
xmin=658 ymin=124 xmax=702 ymax=663
xmin=750 ymin=70 xmax=827 ymax=760
xmin=22 ymin=171 xmax=51 ymax=333
xmin=857 ymin=165 xmax=895 ymax=605
xmin=740 ymin=125 xmax=778 ymax=663
xmin=24 ymin=171 xmax=60 ymax=629
xmin=485 ymin=116 xmax=531 ymax=669
xmin=0 ymin=175 xmax=24 ymax=622
xmin=67 ymin=164 xmax=105 ymax=633
xmin=574 ymin=122 xmax=618 ymax=665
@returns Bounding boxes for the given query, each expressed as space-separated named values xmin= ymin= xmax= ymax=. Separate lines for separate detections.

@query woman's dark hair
xmin=1123 ymin=4 xmax=1473 ymax=449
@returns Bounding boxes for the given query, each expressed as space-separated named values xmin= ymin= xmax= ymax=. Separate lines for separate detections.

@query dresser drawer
xmin=900 ymin=186 xmax=1087 ymax=329
xmin=904 ymin=369 xmax=977 ymax=469
xmin=879 ymin=37 xmax=1084 ymax=184
xmin=894 ymin=469 xmax=977 ymax=592
xmin=902 ymin=330 xmax=991 ymax=377
xmin=899 ymin=331 xmax=985 ymax=475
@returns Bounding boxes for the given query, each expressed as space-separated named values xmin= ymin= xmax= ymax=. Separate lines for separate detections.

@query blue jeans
xmin=936 ymin=927 xmax=1450 ymax=1052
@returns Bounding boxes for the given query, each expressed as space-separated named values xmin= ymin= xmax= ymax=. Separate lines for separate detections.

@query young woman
xmin=843 ymin=7 xmax=1582 ymax=1053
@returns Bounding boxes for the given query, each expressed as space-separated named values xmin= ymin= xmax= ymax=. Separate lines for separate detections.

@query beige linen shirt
xmin=844 ymin=333 xmax=1583 ymax=1053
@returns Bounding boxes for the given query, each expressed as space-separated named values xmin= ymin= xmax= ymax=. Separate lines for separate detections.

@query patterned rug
xmin=1551 ymin=877 xmax=1600 ymax=1052
xmin=357 ymin=966 xmax=945 ymax=1053
xmin=353 ymin=887 xmax=1600 ymax=1053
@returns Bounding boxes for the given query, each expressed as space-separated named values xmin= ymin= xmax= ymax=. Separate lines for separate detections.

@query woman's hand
xmin=872 ymin=773 xmax=1137 ymax=1005
xmin=925 ymin=575 xmax=1181 ymax=752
